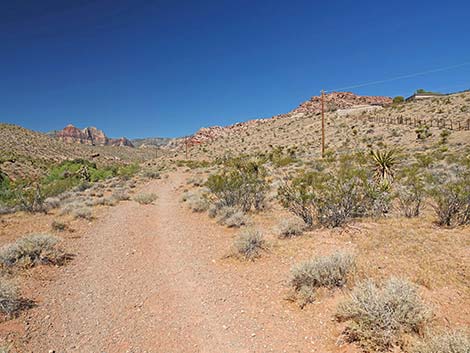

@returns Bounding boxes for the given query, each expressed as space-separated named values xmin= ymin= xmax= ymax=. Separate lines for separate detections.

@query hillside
xmin=0 ymin=124 xmax=156 ymax=180
xmin=182 ymin=91 xmax=470 ymax=160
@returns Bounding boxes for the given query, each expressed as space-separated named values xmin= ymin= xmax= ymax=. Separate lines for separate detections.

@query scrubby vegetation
xmin=206 ymin=158 xmax=268 ymax=212
xmin=0 ymin=277 xmax=20 ymax=315
xmin=336 ymin=278 xmax=431 ymax=351
xmin=232 ymin=228 xmax=267 ymax=261
xmin=0 ymin=234 xmax=66 ymax=268
xmin=134 ymin=193 xmax=158 ymax=205
xmin=279 ymin=159 xmax=390 ymax=227
xmin=291 ymin=252 xmax=355 ymax=307
xmin=411 ymin=330 xmax=470 ymax=353
xmin=0 ymin=159 xmax=140 ymax=213
xmin=277 ymin=217 xmax=305 ymax=238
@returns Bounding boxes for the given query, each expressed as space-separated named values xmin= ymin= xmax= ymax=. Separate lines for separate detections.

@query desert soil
xmin=21 ymin=173 xmax=350 ymax=353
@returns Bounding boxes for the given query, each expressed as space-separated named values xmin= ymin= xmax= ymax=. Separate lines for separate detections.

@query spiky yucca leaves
xmin=370 ymin=149 xmax=398 ymax=187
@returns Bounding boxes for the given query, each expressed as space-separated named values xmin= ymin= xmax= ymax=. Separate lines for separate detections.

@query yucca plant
xmin=370 ymin=149 xmax=397 ymax=186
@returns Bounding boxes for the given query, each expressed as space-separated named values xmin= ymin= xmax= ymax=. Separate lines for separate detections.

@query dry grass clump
xmin=72 ymin=207 xmax=93 ymax=220
xmin=51 ymin=220 xmax=67 ymax=231
xmin=187 ymin=197 xmax=209 ymax=212
xmin=232 ymin=228 xmax=267 ymax=261
xmin=133 ymin=193 xmax=157 ymax=205
xmin=411 ymin=330 xmax=470 ymax=353
xmin=0 ymin=277 xmax=20 ymax=315
xmin=278 ymin=217 xmax=306 ymax=238
xmin=0 ymin=234 xmax=66 ymax=268
xmin=142 ymin=169 xmax=161 ymax=179
xmin=336 ymin=277 xmax=432 ymax=351
xmin=181 ymin=189 xmax=209 ymax=212
xmin=112 ymin=189 xmax=130 ymax=201
xmin=291 ymin=252 xmax=355 ymax=307
xmin=217 ymin=206 xmax=251 ymax=228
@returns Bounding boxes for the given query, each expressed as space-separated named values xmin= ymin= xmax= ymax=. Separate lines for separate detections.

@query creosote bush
xmin=0 ymin=234 xmax=66 ymax=268
xmin=430 ymin=175 xmax=470 ymax=227
xmin=291 ymin=252 xmax=355 ymax=307
xmin=336 ymin=277 xmax=431 ymax=351
xmin=206 ymin=158 xmax=268 ymax=212
xmin=232 ymin=228 xmax=267 ymax=261
xmin=279 ymin=164 xmax=389 ymax=227
xmin=411 ymin=330 xmax=470 ymax=353
xmin=396 ymin=169 xmax=426 ymax=218
xmin=134 ymin=193 xmax=158 ymax=205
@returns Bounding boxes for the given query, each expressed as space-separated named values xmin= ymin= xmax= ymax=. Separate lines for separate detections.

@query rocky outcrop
xmin=185 ymin=92 xmax=392 ymax=146
xmin=292 ymin=91 xmax=392 ymax=115
xmin=54 ymin=125 xmax=134 ymax=147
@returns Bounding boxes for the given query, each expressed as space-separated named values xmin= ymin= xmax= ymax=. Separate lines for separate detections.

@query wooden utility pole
xmin=321 ymin=89 xmax=325 ymax=158
xmin=185 ymin=138 xmax=189 ymax=160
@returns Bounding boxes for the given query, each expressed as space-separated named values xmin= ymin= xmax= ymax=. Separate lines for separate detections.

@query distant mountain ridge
xmin=49 ymin=124 xmax=134 ymax=147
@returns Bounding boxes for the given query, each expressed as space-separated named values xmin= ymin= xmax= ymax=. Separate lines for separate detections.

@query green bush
xmin=430 ymin=175 xmax=470 ymax=227
xmin=206 ymin=159 xmax=268 ymax=212
xmin=396 ymin=169 xmax=426 ymax=218
xmin=279 ymin=166 xmax=389 ymax=227
xmin=393 ymin=96 xmax=404 ymax=104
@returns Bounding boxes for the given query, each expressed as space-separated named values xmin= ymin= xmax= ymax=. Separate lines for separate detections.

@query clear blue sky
xmin=1 ymin=0 xmax=469 ymax=138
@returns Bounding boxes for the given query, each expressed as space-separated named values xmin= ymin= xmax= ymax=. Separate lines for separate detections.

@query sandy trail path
xmin=24 ymin=174 xmax=338 ymax=353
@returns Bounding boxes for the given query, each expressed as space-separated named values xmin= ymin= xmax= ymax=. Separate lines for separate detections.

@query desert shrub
xmin=232 ymin=228 xmax=267 ymax=261
xmin=416 ymin=125 xmax=432 ymax=140
xmin=17 ymin=184 xmax=47 ymax=213
xmin=291 ymin=252 xmax=354 ymax=306
xmin=43 ymin=197 xmax=61 ymax=210
xmin=430 ymin=175 xmax=470 ymax=227
xmin=187 ymin=196 xmax=209 ymax=212
xmin=0 ymin=277 xmax=20 ymax=315
xmin=279 ymin=166 xmax=388 ymax=227
xmin=134 ymin=193 xmax=157 ymax=205
xmin=112 ymin=189 xmax=130 ymax=201
xmin=336 ymin=277 xmax=431 ymax=351
xmin=411 ymin=330 xmax=470 ymax=353
xmin=396 ymin=170 xmax=426 ymax=218
xmin=217 ymin=206 xmax=250 ymax=227
xmin=393 ymin=96 xmax=404 ymax=104
xmin=439 ymin=129 xmax=451 ymax=145
xmin=206 ymin=159 xmax=268 ymax=212
xmin=51 ymin=220 xmax=67 ymax=231
xmin=0 ymin=234 xmax=65 ymax=268
xmin=267 ymin=146 xmax=297 ymax=167
xmin=277 ymin=217 xmax=306 ymax=238
xmin=142 ymin=169 xmax=161 ymax=179
xmin=208 ymin=204 xmax=218 ymax=218
xmin=72 ymin=207 xmax=93 ymax=220
xmin=116 ymin=164 xmax=140 ymax=180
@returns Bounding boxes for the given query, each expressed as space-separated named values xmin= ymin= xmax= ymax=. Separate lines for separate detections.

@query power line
xmin=325 ymin=61 xmax=470 ymax=93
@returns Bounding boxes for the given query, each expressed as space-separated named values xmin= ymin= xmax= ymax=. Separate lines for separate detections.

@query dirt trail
xmin=24 ymin=174 xmax=341 ymax=353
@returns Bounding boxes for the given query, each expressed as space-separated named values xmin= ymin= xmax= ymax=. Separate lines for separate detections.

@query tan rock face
xmin=185 ymin=92 xmax=392 ymax=146
xmin=55 ymin=125 xmax=134 ymax=147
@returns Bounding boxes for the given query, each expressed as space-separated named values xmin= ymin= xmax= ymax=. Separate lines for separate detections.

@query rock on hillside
xmin=186 ymin=92 xmax=392 ymax=145
xmin=52 ymin=125 xmax=134 ymax=147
